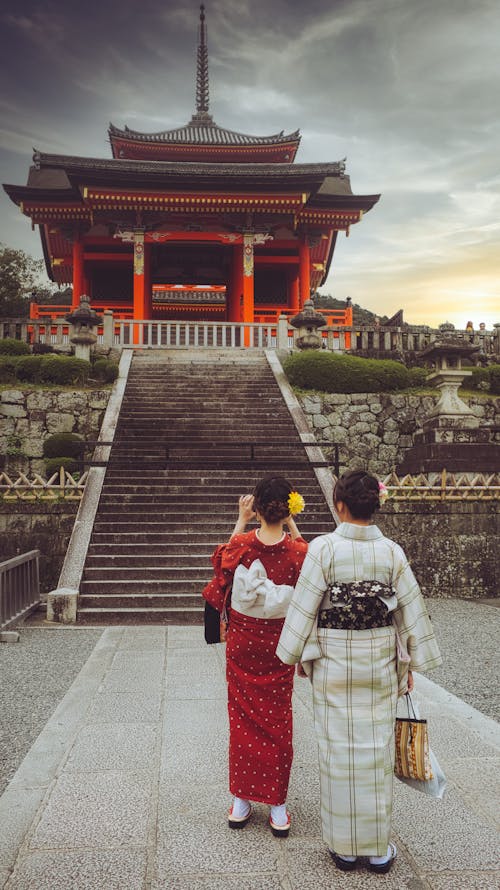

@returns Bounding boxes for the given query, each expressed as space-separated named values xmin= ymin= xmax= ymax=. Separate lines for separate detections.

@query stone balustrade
xmin=1 ymin=316 xmax=499 ymax=358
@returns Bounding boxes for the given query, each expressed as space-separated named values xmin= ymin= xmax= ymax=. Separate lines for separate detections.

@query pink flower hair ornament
xmin=378 ymin=482 xmax=389 ymax=505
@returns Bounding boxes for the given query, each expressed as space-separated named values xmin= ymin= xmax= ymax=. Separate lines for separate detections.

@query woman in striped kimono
xmin=277 ymin=470 xmax=442 ymax=874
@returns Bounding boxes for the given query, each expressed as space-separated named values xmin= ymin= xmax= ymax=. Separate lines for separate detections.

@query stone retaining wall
xmin=298 ymin=391 xmax=500 ymax=474
xmin=0 ymin=502 xmax=79 ymax=593
xmin=377 ymin=501 xmax=498 ymax=598
xmin=0 ymin=388 xmax=111 ymax=476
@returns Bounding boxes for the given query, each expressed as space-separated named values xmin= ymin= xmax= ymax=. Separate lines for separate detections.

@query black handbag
xmin=204 ymin=601 xmax=223 ymax=644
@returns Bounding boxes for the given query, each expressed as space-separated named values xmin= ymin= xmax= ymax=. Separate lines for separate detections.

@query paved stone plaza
xmin=0 ymin=600 xmax=499 ymax=889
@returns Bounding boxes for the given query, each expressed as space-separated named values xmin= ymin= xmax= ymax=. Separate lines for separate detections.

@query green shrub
xmin=489 ymin=365 xmax=500 ymax=394
xmin=15 ymin=355 xmax=43 ymax=382
xmin=0 ymin=338 xmax=30 ymax=355
xmin=282 ymin=351 xmax=414 ymax=393
xmin=45 ymin=456 xmax=79 ymax=478
xmin=0 ymin=355 xmax=19 ymax=383
xmin=39 ymin=355 xmax=90 ymax=385
xmin=468 ymin=367 xmax=490 ymax=390
xmin=466 ymin=365 xmax=500 ymax=393
xmin=43 ymin=432 xmax=84 ymax=460
xmin=32 ymin=342 xmax=54 ymax=354
xmin=406 ymin=366 xmax=429 ymax=388
xmin=92 ymin=358 xmax=119 ymax=382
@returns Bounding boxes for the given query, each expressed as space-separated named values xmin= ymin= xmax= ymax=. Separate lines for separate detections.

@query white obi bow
xmin=232 ymin=560 xmax=295 ymax=619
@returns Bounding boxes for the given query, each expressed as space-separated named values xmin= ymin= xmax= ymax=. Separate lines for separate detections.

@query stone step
xmin=85 ymin=553 xmax=213 ymax=566
xmin=98 ymin=485 xmax=324 ymax=496
xmin=76 ymin=607 xmax=203 ymax=626
xmin=79 ymin=593 xmax=203 ymax=609
xmin=88 ymin=530 xmax=330 ymax=546
xmin=95 ymin=491 xmax=324 ymax=506
xmin=89 ymin=535 xmax=224 ymax=549
xmin=92 ymin=518 xmax=331 ymax=531
xmin=83 ymin=566 xmax=209 ymax=580
xmin=102 ymin=472 xmax=327 ymax=484
xmin=80 ymin=579 xmax=206 ymax=595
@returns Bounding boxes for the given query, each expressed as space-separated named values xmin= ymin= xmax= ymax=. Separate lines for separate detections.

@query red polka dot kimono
xmin=213 ymin=530 xmax=307 ymax=805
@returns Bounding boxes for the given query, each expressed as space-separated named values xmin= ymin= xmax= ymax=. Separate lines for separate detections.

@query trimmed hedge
xmin=39 ymin=355 xmax=90 ymax=385
xmin=0 ymin=353 xmax=91 ymax=385
xmin=15 ymin=355 xmax=43 ymax=382
xmin=43 ymin=432 xmax=84 ymax=460
xmin=43 ymin=433 xmax=84 ymax=478
xmin=92 ymin=358 xmax=119 ymax=383
xmin=282 ymin=351 xmax=421 ymax=393
xmin=0 ymin=356 xmax=19 ymax=382
xmin=467 ymin=364 xmax=500 ymax=393
xmin=45 ymin=456 xmax=79 ymax=477
xmin=0 ymin=338 xmax=30 ymax=356
xmin=490 ymin=367 xmax=500 ymax=394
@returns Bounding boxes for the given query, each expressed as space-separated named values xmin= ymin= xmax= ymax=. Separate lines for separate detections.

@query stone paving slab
xmin=0 ymin=625 xmax=498 ymax=889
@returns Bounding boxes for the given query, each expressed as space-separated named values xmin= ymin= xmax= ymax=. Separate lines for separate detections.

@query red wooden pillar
xmin=288 ymin=267 xmax=300 ymax=312
xmin=72 ymin=238 xmax=84 ymax=309
xmin=242 ymin=233 xmax=255 ymax=323
xmin=226 ymin=245 xmax=240 ymax=322
xmin=133 ymin=231 xmax=146 ymax=319
xmin=133 ymin=231 xmax=146 ymax=344
xmin=143 ymin=242 xmax=152 ymax=318
xmin=298 ymin=236 xmax=311 ymax=307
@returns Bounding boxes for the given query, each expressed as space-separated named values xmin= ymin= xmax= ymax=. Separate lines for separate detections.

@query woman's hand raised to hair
xmin=238 ymin=494 xmax=256 ymax=524
xmin=229 ymin=495 xmax=256 ymax=539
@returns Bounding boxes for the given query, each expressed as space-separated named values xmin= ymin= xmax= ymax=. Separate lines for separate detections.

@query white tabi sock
xmin=369 ymin=843 xmax=396 ymax=865
xmin=270 ymin=803 xmax=288 ymax=826
xmin=231 ymin=796 xmax=250 ymax=818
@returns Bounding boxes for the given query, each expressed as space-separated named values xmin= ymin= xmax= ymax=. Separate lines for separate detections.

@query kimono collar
xmin=335 ymin=522 xmax=384 ymax=541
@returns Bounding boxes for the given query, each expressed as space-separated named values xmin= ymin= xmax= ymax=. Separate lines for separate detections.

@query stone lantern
xmin=420 ymin=328 xmax=480 ymax=429
xmin=66 ymin=295 xmax=103 ymax=362
xmin=397 ymin=326 xmax=499 ymax=473
xmin=290 ymin=300 xmax=327 ymax=350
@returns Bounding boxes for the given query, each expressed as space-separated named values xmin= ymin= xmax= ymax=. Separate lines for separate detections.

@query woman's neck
xmin=256 ymin=521 xmax=285 ymax=546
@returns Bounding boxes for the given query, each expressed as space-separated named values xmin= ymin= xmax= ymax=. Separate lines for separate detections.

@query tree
xmin=0 ymin=245 xmax=45 ymax=318
xmin=313 ymin=292 xmax=389 ymax=325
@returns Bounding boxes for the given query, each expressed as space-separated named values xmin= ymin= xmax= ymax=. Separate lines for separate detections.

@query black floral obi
xmin=318 ymin=580 xmax=396 ymax=630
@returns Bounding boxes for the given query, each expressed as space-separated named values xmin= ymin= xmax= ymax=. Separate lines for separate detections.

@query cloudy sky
xmin=1 ymin=0 xmax=498 ymax=328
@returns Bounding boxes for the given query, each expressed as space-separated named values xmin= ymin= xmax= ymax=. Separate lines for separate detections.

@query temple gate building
xmin=3 ymin=6 xmax=379 ymax=325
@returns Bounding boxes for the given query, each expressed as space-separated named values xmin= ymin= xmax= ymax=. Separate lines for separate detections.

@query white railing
xmin=1 ymin=317 xmax=499 ymax=356
xmin=115 ymin=320 xmax=281 ymax=349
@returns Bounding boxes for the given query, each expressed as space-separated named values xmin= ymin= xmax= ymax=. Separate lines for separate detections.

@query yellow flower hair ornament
xmin=288 ymin=491 xmax=305 ymax=516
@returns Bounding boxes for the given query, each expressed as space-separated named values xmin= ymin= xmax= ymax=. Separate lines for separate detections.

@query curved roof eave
xmin=108 ymin=120 xmax=301 ymax=148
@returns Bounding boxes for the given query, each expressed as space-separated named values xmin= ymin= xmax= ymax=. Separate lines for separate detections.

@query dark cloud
xmin=1 ymin=0 xmax=498 ymax=326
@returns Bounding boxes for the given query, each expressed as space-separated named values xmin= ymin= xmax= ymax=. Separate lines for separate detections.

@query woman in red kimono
xmin=205 ymin=476 xmax=307 ymax=837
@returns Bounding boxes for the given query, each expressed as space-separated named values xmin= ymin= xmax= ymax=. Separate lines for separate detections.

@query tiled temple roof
xmin=108 ymin=120 xmax=301 ymax=148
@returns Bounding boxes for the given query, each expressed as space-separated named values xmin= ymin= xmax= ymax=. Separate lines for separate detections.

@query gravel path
xmin=0 ymin=627 xmax=103 ymax=795
xmin=0 ymin=599 xmax=498 ymax=796
xmin=425 ymin=598 xmax=500 ymax=722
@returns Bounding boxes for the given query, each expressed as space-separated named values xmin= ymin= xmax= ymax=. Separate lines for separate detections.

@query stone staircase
xmin=78 ymin=350 xmax=335 ymax=623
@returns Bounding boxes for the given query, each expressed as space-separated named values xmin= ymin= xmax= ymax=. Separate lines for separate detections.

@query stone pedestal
xmin=426 ymin=368 xmax=479 ymax=428
xmin=71 ymin=332 xmax=98 ymax=362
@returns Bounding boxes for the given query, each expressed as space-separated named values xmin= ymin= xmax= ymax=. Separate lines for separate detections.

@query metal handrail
xmin=0 ymin=550 xmax=40 ymax=630
xmin=84 ymin=439 xmax=340 ymax=475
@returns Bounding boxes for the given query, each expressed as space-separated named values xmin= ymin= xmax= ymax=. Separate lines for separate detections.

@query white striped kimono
xmin=276 ymin=522 xmax=442 ymax=857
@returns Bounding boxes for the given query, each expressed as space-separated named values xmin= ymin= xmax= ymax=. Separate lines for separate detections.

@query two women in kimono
xmin=204 ymin=475 xmax=308 ymax=836
xmin=277 ymin=469 xmax=442 ymax=873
